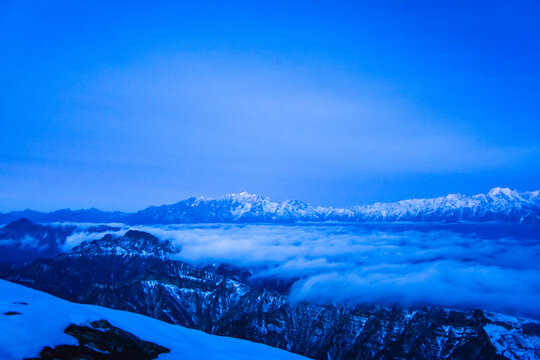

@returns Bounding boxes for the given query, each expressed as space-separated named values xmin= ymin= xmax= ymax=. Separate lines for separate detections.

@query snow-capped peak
xmin=221 ymin=191 xmax=263 ymax=203
xmin=487 ymin=187 xmax=523 ymax=201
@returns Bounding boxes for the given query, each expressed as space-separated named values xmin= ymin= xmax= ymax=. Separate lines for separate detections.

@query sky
xmin=1 ymin=1 xmax=539 ymax=211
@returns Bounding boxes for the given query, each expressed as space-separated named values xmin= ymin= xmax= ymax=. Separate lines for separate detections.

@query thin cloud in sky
xmin=1 ymin=1 xmax=539 ymax=210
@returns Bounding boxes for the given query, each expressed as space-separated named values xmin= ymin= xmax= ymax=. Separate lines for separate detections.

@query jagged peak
xmin=183 ymin=192 xmax=265 ymax=204
xmin=445 ymin=193 xmax=465 ymax=200
xmin=486 ymin=187 xmax=523 ymax=201
xmin=72 ymin=230 xmax=176 ymax=256
xmin=220 ymin=191 xmax=265 ymax=202
xmin=488 ymin=187 xmax=516 ymax=196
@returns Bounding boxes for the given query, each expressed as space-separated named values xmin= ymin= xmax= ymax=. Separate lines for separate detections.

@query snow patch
xmin=0 ymin=280 xmax=309 ymax=360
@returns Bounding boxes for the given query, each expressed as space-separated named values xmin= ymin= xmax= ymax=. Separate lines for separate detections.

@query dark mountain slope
xmin=2 ymin=230 xmax=538 ymax=360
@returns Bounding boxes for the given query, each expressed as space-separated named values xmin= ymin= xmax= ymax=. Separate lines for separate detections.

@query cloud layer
xmin=69 ymin=222 xmax=540 ymax=319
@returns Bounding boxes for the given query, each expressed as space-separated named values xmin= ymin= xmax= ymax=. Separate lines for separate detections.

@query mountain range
xmin=2 ymin=229 xmax=538 ymax=360
xmin=1 ymin=187 xmax=539 ymax=224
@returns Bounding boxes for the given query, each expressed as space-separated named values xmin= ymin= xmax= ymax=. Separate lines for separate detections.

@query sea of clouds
xmin=65 ymin=222 xmax=540 ymax=319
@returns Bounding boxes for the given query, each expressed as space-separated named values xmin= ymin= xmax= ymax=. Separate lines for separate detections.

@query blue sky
xmin=1 ymin=1 xmax=539 ymax=211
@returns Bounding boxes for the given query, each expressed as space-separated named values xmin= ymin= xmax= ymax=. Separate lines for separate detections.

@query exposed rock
xmin=4 ymin=311 xmax=21 ymax=315
xmin=25 ymin=319 xmax=170 ymax=360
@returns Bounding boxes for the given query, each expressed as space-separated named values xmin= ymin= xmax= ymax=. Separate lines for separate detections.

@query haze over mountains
xmin=1 ymin=187 xmax=539 ymax=224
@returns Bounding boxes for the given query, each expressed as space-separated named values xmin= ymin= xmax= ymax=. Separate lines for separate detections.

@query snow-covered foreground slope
xmin=0 ymin=279 xmax=309 ymax=360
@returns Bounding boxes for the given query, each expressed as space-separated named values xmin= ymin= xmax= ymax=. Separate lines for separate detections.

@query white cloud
xmin=63 ymin=222 xmax=540 ymax=319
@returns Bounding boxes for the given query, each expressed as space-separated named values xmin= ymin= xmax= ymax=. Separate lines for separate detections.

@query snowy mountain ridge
xmin=1 ymin=187 xmax=538 ymax=224
xmin=351 ymin=187 xmax=540 ymax=222
xmin=129 ymin=187 xmax=540 ymax=223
